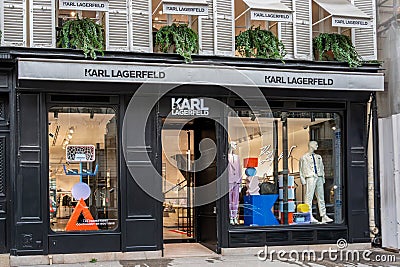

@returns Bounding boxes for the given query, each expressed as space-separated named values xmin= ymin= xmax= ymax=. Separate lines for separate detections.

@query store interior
xmin=48 ymin=107 xmax=118 ymax=232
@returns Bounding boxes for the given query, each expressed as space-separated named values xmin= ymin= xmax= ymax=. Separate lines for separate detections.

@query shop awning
xmin=162 ymin=0 xmax=209 ymax=16
xmin=242 ymin=0 xmax=293 ymax=22
xmin=313 ymin=0 xmax=372 ymax=29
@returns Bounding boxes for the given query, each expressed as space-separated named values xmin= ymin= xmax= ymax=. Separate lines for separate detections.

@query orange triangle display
xmin=65 ymin=198 xmax=99 ymax=231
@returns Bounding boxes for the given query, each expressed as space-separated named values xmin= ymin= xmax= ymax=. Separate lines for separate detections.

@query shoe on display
xmin=310 ymin=215 xmax=319 ymax=223
xmin=230 ymin=218 xmax=235 ymax=225
xmin=321 ymin=215 xmax=333 ymax=223
xmin=234 ymin=218 xmax=239 ymax=225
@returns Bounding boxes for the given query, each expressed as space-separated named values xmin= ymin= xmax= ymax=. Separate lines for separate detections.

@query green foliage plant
xmin=235 ymin=26 xmax=286 ymax=60
xmin=57 ymin=16 xmax=104 ymax=59
xmin=313 ymin=33 xmax=362 ymax=68
xmin=155 ymin=23 xmax=199 ymax=63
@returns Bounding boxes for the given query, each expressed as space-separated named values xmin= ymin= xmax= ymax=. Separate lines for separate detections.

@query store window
xmin=227 ymin=111 xmax=343 ymax=226
xmin=49 ymin=107 xmax=118 ymax=232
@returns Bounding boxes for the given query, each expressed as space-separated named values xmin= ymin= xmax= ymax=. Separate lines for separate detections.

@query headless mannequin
xmin=228 ymin=141 xmax=241 ymax=225
xmin=299 ymin=141 xmax=333 ymax=223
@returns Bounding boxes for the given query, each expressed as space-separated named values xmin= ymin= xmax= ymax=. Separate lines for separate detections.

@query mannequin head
xmin=308 ymin=141 xmax=318 ymax=153
xmin=229 ymin=141 xmax=238 ymax=153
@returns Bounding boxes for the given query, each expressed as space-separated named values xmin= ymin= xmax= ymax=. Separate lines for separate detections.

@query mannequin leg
xmin=229 ymin=183 xmax=240 ymax=224
xmin=305 ymin=177 xmax=318 ymax=222
xmin=315 ymin=177 xmax=333 ymax=223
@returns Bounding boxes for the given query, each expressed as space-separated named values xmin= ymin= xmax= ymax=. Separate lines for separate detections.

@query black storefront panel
xmin=6 ymin=53 xmax=383 ymax=255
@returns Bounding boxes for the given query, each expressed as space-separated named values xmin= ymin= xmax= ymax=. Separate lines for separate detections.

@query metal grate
xmin=0 ymin=138 xmax=5 ymax=195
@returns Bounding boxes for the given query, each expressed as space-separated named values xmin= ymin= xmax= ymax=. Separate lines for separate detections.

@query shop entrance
xmin=161 ymin=118 xmax=217 ymax=250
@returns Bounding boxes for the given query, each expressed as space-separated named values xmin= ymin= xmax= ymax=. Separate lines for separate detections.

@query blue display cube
xmin=243 ymin=195 xmax=279 ymax=226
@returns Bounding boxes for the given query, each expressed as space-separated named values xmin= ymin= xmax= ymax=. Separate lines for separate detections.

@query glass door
xmin=162 ymin=122 xmax=195 ymax=241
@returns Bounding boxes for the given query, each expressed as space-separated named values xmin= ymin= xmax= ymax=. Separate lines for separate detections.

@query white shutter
xmin=107 ymin=0 xmax=129 ymax=51
xmin=215 ymin=0 xmax=234 ymax=56
xmin=1 ymin=0 xmax=26 ymax=46
xmin=199 ymin=0 xmax=214 ymax=55
xmin=130 ymin=0 xmax=151 ymax=52
xmin=353 ymin=0 xmax=377 ymax=60
xmin=30 ymin=0 xmax=54 ymax=47
xmin=293 ymin=0 xmax=311 ymax=60
xmin=280 ymin=0 xmax=294 ymax=58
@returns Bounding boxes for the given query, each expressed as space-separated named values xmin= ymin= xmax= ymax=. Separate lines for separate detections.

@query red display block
xmin=243 ymin=158 xmax=258 ymax=168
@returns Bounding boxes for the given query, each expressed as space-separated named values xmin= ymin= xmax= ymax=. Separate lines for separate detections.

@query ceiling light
xmin=69 ymin=127 xmax=74 ymax=134
xmin=67 ymin=134 xmax=73 ymax=139
xmin=71 ymin=11 xmax=76 ymax=17
xmin=155 ymin=17 xmax=159 ymax=21
xmin=159 ymin=10 xmax=163 ymax=15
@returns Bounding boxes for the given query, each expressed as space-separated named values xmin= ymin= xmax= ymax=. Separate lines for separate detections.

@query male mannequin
xmin=228 ymin=141 xmax=241 ymax=225
xmin=299 ymin=141 xmax=333 ymax=223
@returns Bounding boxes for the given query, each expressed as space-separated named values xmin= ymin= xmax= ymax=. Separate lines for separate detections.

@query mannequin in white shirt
xmin=299 ymin=141 xmax=333 ymax=223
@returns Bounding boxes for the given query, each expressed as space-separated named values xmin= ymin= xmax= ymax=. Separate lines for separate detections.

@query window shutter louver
xmin=199 ymin=0 xmax=214 ymax=55
xmin=293 ymin=0 xmax=311 ymax=60
xmin=30 ymin=0 xmax=54 ymax=47
xmin=131 ymin=0 xmax=151 ymax=52
xmin=1 ymin=0 xmax=26 ymax=46
xmin=280 ymin=0 xmax=294 ymax=58
xmin=107 ymin=0 xmax=129 ymax=51
xmin=353 ymin=0 xmax=377 ymax=60
xmin=215 ymin=0 xmax=234 ymax=56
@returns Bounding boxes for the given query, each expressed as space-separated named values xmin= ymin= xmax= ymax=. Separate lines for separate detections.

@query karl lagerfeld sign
xmin=250 ymin=10 xmax=292 ymax=22
xmin=18 ymin=58 xmax=384 ymax=92
xmin=171 ymin=98 xmax=209 ymax=116
xmin=163 ymin=3 xmax=208 ymax=16
xmin=59 ymin=0 xmax=109 ymax=11
xmin=332 ymin=16 xmax=371 ymax=29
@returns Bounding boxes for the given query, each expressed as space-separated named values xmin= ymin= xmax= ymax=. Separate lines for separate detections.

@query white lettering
xmin=171 ymin=98 xmax=210 ymax=116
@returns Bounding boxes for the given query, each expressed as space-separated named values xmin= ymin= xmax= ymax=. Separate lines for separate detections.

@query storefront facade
xmin=0 ymin=48 xmax=383 ymax=256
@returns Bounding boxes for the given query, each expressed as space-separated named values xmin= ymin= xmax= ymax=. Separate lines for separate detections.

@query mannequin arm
xmin=299 ymin=158 xmax=306 ymax=185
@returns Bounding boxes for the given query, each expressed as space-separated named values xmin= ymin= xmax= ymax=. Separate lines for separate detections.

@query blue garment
xmin=312 ymin=153 xmax=318 ymax=175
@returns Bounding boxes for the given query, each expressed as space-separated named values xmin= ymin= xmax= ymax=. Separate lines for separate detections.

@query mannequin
xmin=299 ymin=141 xmax=333 ymax=223
xmin=228 ymin=141 xmax=241 ymax=225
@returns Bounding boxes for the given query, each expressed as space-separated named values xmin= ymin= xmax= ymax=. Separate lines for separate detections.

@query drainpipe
xmin=372 ymin=92 xmax=382 ymax=246
xmin=367 ymin=95 xmax=376 ymax=239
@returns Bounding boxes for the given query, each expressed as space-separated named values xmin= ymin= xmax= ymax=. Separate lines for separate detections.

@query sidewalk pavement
xmin=12 ymin=248 xmax=400 ymax=267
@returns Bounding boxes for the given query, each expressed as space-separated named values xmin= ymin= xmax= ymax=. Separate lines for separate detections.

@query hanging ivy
xmin=313 ymin=33 xmax=362 ymax=68
xmin=155 ymin=23 xmax=199 ymax=63
xmin=57 ymin=16 xmax=104 ymax=59
xmin=235 ymin=26 xmax=286 ymax=60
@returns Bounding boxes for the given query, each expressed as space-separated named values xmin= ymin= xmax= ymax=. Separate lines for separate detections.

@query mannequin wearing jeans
xmin=299 ymin=141 xmax=333 ymax=223
xmin=228 ymin=141 xmax=241 ymax=225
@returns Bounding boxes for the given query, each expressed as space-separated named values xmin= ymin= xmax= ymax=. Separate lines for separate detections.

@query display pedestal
xmin=244 ymin=195 xmax=279 ymax=226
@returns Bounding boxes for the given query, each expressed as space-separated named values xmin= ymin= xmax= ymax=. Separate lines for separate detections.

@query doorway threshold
xmin=163 ymin=243 xmax=217 ymax=258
